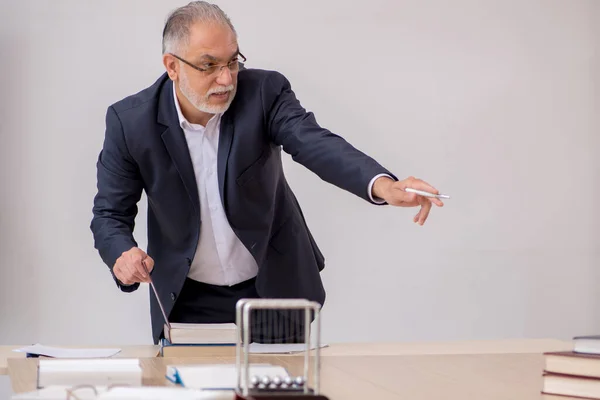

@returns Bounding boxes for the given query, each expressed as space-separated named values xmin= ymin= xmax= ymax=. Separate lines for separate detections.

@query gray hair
xmin=162 ymin=1 xmax=237 ymax=54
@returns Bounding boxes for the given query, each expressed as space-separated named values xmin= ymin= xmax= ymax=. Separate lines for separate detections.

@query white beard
xmin=178 ymin=68 xmax=237 ymax=114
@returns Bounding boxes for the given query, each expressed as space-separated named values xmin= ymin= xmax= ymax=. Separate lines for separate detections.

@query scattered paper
xmin=100 ymin=387 xmax=234 ymax=400
xmin=11 ymin=386 xmax=233 ymax=400
xmin=248 ymin=343 xmax=329 ymax=354
xmin=11 ymin=386 xmax=102 ymax=400
xmin=13 ymin=344 xmax=121 ymax=358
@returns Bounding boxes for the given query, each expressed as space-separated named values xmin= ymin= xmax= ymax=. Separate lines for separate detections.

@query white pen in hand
xmin=405 ymin=188 xmax=451 ymax=199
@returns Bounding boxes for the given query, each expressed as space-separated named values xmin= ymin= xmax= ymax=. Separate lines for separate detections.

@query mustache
xmin=207 ymin=85 xmax=235 ymax=96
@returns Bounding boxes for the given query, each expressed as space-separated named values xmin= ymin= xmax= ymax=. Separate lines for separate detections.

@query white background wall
xmin=0 ymin=0 xmax=598 ymax=361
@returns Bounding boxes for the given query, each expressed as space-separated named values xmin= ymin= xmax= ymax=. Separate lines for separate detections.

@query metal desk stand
xmin=234 ymin=299 xmax=329 ymax=400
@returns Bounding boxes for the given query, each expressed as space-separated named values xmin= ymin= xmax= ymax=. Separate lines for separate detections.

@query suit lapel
xmin=217 ymin=110 xmax=234 ymax=207
xmin=157 ymin=78 xmax=200 ymax=214
xmin=161 ymin=127 xmax=200 ymax=214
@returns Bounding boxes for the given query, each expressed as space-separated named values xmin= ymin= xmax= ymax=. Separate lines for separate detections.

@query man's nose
xmin=215 ymin=66 xmax=233 ymax=86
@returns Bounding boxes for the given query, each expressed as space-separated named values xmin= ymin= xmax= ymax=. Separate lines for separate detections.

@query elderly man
xmin=91 ymin=1 xmax=444 ymax=344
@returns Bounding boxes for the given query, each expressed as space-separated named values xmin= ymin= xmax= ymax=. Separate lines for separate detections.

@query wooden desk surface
xmin=8 ymin=353 xmax=568 ymax=399
xmin=0 ymin=338 xmax=572 ymax=375
xmin=318 ymin=338 xmax=573 ymax=356
xmin=6 ymin=339 xmax=575 ymax=399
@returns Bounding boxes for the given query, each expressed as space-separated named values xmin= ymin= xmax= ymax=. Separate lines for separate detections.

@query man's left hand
xmin=372 ymin=176 xmax=444 ymax=225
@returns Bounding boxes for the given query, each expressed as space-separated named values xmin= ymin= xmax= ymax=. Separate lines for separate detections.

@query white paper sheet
xmin=13 ymin=344 xmax=121 ymax=358
xmin=100 ymin=387 xmax=234 ymax=400
xmin=248 ymin=342 xmax=329 ymax=354
xmin=11 ymin=386 xmax=101 ymax=400
xmin=167 ymin=364 xmax=289 ymax=390
xmin=11 ymin=386 xmax=233 ymax=400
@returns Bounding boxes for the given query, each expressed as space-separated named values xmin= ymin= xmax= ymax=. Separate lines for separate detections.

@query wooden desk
xmin=6 ymin=339 xmax=574 ymax=399
xmin=317 ymin=338 xmax=573 ymax=356
xmin=0 ymin=338 xmax=572 ymax=375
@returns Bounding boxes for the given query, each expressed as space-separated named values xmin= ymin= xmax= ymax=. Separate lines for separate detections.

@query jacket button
xmin=170 ymin=293 xmax=176 ymax=301
xmin=186 ymin=258 xmax=192 ymax=266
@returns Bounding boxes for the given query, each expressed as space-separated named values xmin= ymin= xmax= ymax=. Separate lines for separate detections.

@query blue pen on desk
xmin=405 ymin=188 xmax=451 ymax=199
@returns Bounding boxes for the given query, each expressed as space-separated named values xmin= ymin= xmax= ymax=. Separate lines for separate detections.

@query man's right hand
xmin=113 ymin=247 xmax=154 ymax=285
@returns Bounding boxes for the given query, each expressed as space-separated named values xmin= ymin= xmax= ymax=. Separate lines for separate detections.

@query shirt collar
xmin=172 ymin=81 xmax=220 ymax=131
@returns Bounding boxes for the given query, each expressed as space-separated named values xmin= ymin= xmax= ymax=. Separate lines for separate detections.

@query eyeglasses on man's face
xmin=170 ymin=52 xmax=246 ymax=78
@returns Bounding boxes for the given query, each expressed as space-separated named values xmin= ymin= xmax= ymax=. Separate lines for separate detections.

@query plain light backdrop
xmin=0 ymin=0 xmax=598 ymax=351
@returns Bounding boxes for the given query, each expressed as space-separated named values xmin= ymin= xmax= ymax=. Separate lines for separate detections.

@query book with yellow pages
xmin=164 ymin=322 xmax=237 ymax=345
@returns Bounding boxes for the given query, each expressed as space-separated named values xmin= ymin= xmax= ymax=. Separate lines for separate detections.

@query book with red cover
xmin=542 ymin=372 xmax=600 ymax=399
xmin=544 ymin=352 xmax=600 ymax=379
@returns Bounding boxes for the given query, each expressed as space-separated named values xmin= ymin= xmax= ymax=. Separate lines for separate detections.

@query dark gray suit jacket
xmin=90 ymin=68 xmax=396 ymax=344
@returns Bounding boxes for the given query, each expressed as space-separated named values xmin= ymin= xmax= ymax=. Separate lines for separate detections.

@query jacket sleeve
xmin=262 ymin=71 xmax=397 ymax=204
xmin=90 ymin=106 xmax=144 ymax=293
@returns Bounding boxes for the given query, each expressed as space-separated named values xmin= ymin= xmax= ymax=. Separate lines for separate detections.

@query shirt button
xmin=170 ymin=293 xmax=176 ymax=301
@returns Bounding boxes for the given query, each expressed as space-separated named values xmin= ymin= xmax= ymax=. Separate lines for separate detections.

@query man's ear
xmin=163 ymin=54 xmax=179 ymax=80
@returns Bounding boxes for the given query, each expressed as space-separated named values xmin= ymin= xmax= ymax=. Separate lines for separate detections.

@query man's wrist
xmin=372 ymin=176 xmax=395 ymax=201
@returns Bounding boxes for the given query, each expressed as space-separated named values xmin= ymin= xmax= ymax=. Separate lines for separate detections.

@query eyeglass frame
xmin=65 ymin=383 xmax=131 ymax=400
xmin=169 ymin=52 xmax=246 ymax=77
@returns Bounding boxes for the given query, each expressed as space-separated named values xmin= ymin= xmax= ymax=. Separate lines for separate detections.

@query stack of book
xmin=542 ymin=335 xmax=600 ymax=398
xmin=160 ymin=323 xmax=237 ymax=357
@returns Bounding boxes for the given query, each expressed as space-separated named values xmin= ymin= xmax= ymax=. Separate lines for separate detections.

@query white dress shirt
xmin=174 ymin=85 xmax=258 ymax=286
xmin=173 ymin=85 xmax=389 ymax=286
